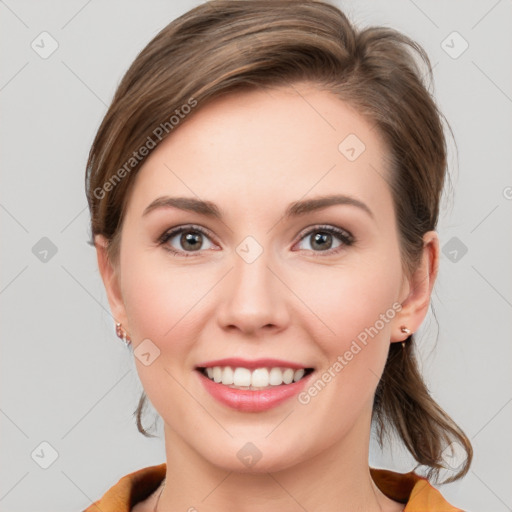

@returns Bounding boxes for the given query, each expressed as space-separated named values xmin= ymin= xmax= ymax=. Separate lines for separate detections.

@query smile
xmin=195 ymin=358 xmax=315 ymax=412
xmin=199 ymin=366 xmax=313 ymax=389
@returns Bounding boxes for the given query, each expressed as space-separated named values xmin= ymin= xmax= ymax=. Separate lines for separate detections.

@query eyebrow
xmin=142 ymin=194 xmax=374 ymax=220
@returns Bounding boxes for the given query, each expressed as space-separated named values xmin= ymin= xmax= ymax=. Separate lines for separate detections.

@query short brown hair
xmin=86 ymin=0 xmax=472 ymax=483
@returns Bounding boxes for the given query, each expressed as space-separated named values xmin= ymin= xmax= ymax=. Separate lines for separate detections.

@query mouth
xmin=194 ymin=358 xmax=315 ymax=412
xmin=196 ymin=365 xmax=315 ymax=390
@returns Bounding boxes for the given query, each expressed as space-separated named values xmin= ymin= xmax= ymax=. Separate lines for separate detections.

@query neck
xmin=156 ymin=409 xmax=396 ymax=512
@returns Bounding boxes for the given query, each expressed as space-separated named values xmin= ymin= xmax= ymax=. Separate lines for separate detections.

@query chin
xmin=202 ymin=438 xmax=307 ymax=474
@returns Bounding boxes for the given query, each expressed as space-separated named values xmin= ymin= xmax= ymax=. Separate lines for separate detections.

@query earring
xmin=400 ymin=326 xmax=411 ymax=349
xmin=115 ymin=322 xmax=131 ymax=346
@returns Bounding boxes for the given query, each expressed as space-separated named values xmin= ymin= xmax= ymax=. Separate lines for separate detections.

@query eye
xmin=294 ymin=225 xmax=354 ymax=255
xmin=158 ymin=225 xmax=216 ymax=257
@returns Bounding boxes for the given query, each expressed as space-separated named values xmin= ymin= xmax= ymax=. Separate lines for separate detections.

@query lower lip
xmin=197 ymin=370 xmax=313 ymax=412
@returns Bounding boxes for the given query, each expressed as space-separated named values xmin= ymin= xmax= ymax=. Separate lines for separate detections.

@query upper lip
xmin=195 ymin=358 xmax=313 ymax=370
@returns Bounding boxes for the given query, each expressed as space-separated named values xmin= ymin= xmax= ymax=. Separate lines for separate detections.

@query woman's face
xmin=101 ymin=83 xmax=421 ymax=472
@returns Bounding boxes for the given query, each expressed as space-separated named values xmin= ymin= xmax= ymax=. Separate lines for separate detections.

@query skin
xmin=96 ymin=83 xmax=439 ymax=512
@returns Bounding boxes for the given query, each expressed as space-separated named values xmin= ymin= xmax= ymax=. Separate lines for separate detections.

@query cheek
xmin=293 ymin=249 xmax=402 ymax=395
xmin=119 ymin=250 xmax=212 ymax=414
xmin=290 ymin=261 xmax=401 ymax=437
xmin=298 ymin=256 xmax=401 ymax=342
xmin=120 ymin=249 xmax=203 ymax=352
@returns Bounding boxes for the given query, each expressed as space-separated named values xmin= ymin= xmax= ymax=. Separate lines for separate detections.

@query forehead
xmin=126 ymin=84 xmax=394 ymax=223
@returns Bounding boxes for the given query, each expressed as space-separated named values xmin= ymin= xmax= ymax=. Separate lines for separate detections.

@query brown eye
xmin=179 ymin=231 xmax=204 ymax=251
xmin=309 ymin=232 xmax=335 ymax=251
xmin=158 ymin=226 xmax=215 ymax=256
xmin=295 ymin=225 xmax=354 ymax=254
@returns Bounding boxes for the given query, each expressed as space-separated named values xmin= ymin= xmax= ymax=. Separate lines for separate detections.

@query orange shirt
xmin=82 ymin=463 xmax=463 ymax=511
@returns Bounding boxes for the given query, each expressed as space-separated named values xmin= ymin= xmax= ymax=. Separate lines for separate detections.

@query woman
xmin=84 ymin=1 xmax=472 ymax=510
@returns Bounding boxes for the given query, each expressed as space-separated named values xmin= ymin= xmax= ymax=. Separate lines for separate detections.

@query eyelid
xmin=295 ymin=224 xmax=354 ymax=243
xmin=157 ymin=224 xmax=214 ymax=243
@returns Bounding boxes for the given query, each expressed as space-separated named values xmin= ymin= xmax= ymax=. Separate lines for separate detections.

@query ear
xmin=390 ymin=231 xmax=439 ymax=343
xmin=95 ymin=234 xmax=129 ymax=332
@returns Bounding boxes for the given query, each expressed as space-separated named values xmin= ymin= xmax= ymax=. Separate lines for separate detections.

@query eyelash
xmin=157 ymin=224 xmax=355 ymax=258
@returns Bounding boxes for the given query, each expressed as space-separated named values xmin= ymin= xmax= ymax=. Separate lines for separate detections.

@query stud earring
xmin=400 ymin=326 xmax=411 ymax=349
xmin=115 ymin=322 xmax=131 ymax=346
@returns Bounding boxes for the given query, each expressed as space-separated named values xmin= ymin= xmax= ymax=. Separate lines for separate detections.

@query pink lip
xmin=195 ymin=357 xmax=311 ymax=370
xmin=196 ymin=369 xmax=313 ymax=412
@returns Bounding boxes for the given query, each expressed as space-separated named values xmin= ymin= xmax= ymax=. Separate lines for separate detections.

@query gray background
xmin=1 ymin=1 xmax=511 ymax=511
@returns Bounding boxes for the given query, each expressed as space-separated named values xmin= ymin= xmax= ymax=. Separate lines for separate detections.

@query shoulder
xmin=370 ymin=467 xmax=464 ymax=512
xmin=82 ymin=463 xmax=166 ymax=512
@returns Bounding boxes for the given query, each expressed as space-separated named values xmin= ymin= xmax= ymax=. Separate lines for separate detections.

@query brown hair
xmin=86 ymin=0 xmax=472 ymax=483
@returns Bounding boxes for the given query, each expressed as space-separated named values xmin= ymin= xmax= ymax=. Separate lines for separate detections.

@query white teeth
xmin=282 ymin=368 xmax=294 ymax=384
xmin=222 ymin=366 xmax=234 ymax=385
xmin=251 ymin=368 xmax=269 ymax=387
xmin=293 ymin=368 xmax=305 ymax=382
xmin=233 ymin=367 xmax=252 ymax=386
xmin=202 ymin=366 xmax=310 ymax=388
xmin=213 ymin=366 xmax=222 ymax=383
xmin=269 ymin=367 xmax=283 ymax=386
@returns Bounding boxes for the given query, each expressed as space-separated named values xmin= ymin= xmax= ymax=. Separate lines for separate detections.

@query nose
xmin=216 ymin=248 xmax=290 ymax=336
